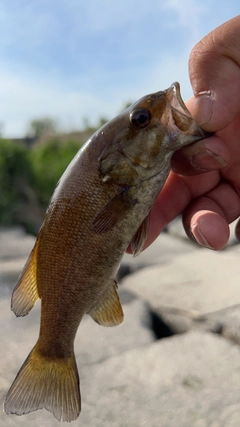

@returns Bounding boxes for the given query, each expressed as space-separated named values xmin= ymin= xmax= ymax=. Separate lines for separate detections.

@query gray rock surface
xmin=1 ymin=224 xmax=240 ymax=427
xmin=79 ymin=332 xmax=240 ymax=427
xmin=0 ymin=227 xmax=35 ymax=278
xmin=119 ymin=227 xmax=194 ymax=279
xmin=2 ymin=332 xmax=240 ymax=427
xmin=122 ymin=244 xmax=240 ymax=313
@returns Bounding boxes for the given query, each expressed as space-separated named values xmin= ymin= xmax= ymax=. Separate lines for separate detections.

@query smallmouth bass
xmin=4 ymin=83 xmax=211 ymax=422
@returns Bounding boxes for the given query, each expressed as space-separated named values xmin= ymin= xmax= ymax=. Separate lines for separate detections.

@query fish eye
xmin=130 ymin=108 xmax=151 ymax=129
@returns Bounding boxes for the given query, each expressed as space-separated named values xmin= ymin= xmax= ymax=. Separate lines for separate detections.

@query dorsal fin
xmin=11 ymin=231 xmax=42 ymax=317
xmin=88 ymin=281 xmax=124 ymax=326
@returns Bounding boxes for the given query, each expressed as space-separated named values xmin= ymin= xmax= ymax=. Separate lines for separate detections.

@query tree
xmin=30 ymin=138 xmax=82 ymax=206
xmin=27 ymin=118 xmax=57 ymax=141
xmin=0 ymin=139 xmax=33 ymax=224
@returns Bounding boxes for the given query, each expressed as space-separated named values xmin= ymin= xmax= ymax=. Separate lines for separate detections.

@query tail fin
xmin=4 ymin=344 xmax=81 ymax=422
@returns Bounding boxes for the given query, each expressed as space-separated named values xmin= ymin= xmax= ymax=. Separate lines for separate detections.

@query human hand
xmin=145 ymin=16 xmax=240 ymax=251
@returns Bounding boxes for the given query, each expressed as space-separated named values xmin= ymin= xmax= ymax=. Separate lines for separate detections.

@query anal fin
xmin=89 ymin=281 xmax=124 ymax=326
xmin=11 ymin=231 xmax=41 ymax=317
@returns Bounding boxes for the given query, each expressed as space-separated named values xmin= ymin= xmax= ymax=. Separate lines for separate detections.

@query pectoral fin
xmin=130 ymin=214 xmax=150 ymax=257
xmin=11 ymin=232 xmax=41 ymax=317
xmin=89 ymin=281 xmax=124 ymax=326
xmin=91 ymin=188 xmax=137 ymax=233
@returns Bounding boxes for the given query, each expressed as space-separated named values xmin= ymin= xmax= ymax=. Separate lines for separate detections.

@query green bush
xmin=0 ymin=137 xmax=84 ymax=230
xmin=0 ymin=139 xmax=33 ymax=224
xmin=30 ymin=139 xmax=82 ymax=206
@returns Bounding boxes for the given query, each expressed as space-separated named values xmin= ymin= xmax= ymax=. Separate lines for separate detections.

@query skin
xmin=139 ymin=16 xmax=240 ymax=252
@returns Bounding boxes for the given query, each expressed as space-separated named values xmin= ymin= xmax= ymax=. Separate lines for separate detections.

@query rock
xmin=147 ymin=303 xmax=240 ymax=345
xmin=119 ymin=229 xmax=195 ymax=281
xmin=122 ymin=245 xmax=240 ymax=313
xmin=0 ymin=227 xmax=35 ymax=260
xmin=148 ymin=305 xmax=197 ymax=336
xmin=198 ymin=304 xmax=240 ymax=345
xmin=2 ymin=332 xmax=240 ymax=426
xmin=0 ymin=227 xmax=35 ymax=284
xmin=76 ymin=289 xmax=155 ymax=366
xmin=79 ymin=332 xmax=240 ymax=427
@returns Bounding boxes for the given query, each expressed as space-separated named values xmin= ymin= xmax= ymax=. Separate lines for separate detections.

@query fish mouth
xmin=166 ymin=82 xmax=192 ymax=117
xmin=166 ymin=82 xmax=192 ymax=118
xmin=165 ymin=82 xmax=212 ymax=143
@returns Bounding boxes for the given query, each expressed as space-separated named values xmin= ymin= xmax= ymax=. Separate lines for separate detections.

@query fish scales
xmin=4 ymin=82 xmax=211 ymax=422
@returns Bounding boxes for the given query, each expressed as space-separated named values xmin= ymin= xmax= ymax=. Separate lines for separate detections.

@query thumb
xmin=189 ymin=16 xmax=240 ymax=132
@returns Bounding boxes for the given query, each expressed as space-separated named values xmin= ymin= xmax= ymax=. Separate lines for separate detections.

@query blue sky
xmin=0 ymin=0 xmax=239 ymax=137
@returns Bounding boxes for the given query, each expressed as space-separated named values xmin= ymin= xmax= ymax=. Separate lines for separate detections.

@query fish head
xmin=99 ymin=82 xmax=212 ymax=186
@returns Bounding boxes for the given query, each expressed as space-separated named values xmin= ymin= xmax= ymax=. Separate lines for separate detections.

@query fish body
xmin=4 ymin=83 xmax=210 ymax=422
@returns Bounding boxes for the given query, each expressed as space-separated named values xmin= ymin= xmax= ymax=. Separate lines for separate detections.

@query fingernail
xmin=190 ymin=149 xmax=227 ymax=171
xmin=192 ymin=92 xmax=213 ymax=126
xmin=190 ymin=223 xmax=214 ymax=250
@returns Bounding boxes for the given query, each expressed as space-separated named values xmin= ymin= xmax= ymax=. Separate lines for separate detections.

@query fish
xmin=4 ymin=82 xmax=211 ymax=422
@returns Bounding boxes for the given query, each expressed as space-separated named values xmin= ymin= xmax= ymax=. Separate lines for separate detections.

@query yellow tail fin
xmin=4 ymin=344 xmax=81 ymax=422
